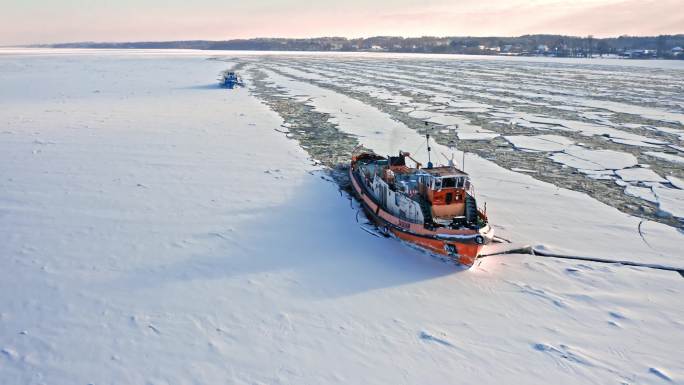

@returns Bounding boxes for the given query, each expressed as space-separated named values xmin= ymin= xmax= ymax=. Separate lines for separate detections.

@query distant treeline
xmin=42 ymin=34 xmax=684 ymax=59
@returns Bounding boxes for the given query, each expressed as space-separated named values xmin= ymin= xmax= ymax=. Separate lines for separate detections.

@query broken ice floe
xmin=645 ymin=151 xmax=684 ymax=165
xmin=615 ymin=167 xmax=667 ymax=183
xmin=550 ymin=147 xmax=638 ymax=171
xmin=505 ymin=135 xmax=574 ymax=152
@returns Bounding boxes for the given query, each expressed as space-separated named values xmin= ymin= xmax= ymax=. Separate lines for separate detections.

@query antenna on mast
xmin=447 ymin=139 xmax=456 ymax=167
xmin=450 ymin=124 xmax=464 ymax=172
xmin=424 ymin=121 xmax=433 ymax=169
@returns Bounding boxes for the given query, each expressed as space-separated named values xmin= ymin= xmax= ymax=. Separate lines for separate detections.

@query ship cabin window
xmin=427 ymin=176 xmax=471 ymax=190
xmin=434 ymin=176 xmax=466 ymax=189
xmin=389 ymin=155 xmax=406 ymax=167
xmin=441 ymin=177 xmax=456 ymax=188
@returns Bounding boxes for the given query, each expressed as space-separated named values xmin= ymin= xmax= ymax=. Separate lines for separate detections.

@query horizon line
xmin=17 ymin=32 xmax=684 ymax=47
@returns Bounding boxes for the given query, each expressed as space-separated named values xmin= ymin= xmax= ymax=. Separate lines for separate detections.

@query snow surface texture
xmin=1 ymin=49 xmax=683 ymax=385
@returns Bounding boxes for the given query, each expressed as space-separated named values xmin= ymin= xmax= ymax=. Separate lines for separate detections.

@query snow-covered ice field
xmin=1 ymin=49 xmax=683 ymax=384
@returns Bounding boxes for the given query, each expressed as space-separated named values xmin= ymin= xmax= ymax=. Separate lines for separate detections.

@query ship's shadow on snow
xmin=105 ymin=173 xmax=456 ymax=298
xmin=175 ymin=84 xmax=223 ymax=90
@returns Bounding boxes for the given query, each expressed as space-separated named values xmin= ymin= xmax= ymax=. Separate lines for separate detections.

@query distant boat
xmin=349 ymin=143 xmax=494 ymax=267
xmin=218 ymin=71 xmax=244 ymax=89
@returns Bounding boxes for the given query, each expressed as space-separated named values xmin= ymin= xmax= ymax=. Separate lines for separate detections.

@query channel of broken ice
xmin=271 ymin=61 xmax=684 ymax=218
xmin=280 ymin=60 xmax=681 ymax=152
xmin=258 ymin=68 xmax=683 ymax=266
xmin=339 ymin=61 xmax=684 ymax=137
xmin=323 ymin=60 xmax=684 ymax=124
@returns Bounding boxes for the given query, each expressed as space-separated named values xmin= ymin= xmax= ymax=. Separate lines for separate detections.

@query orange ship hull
xmin=349 ymin=166 xmax=491 ymax=267
xmin=390 ymin=230 xmax=481 ymax=266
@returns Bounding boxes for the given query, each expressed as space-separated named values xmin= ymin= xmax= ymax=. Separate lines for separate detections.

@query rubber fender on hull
xmin=465 ymin=195 xmax=477 ymax=225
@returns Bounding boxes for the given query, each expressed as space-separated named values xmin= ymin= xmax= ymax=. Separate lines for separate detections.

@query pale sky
xmin=1 ymin=0 xmax=682 ymax=45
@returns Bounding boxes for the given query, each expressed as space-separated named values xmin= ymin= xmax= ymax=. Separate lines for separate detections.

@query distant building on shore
xmin=622 ymin=49 xmax=656 ymax=58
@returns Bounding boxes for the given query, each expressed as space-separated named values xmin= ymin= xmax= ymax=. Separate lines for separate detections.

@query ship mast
xmin=424 ymin=121 xmax=433 ymax=169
